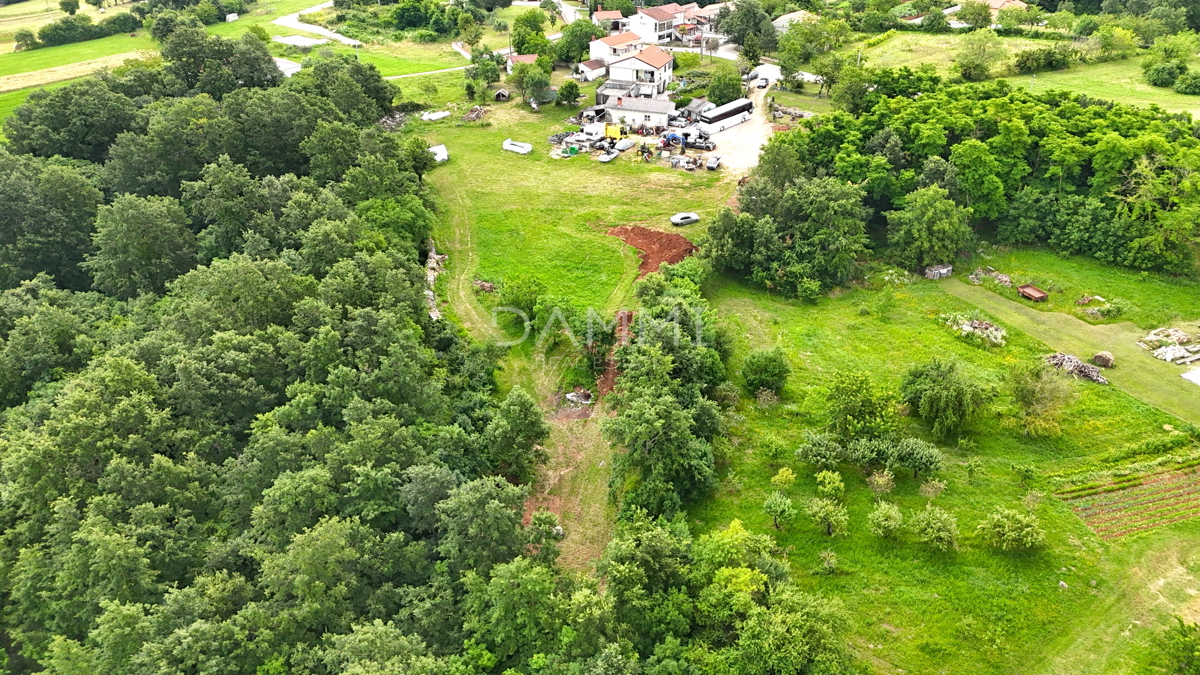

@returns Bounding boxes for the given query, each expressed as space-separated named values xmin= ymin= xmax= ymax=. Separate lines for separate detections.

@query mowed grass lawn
xmin=694 ymin=270 xmax=1200 ymax=673
xmin=1006 ymin=55 xmax=1200 ymax=118
xmin=0 ymin=31 xmax=155 ymax=77
xmin=420 ymin=77 xmax=733 ymax=320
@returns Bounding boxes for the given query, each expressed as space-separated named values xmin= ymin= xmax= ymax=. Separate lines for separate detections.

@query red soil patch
xmin=607 ymin=226 xmax=696 ymax=278
xmin=597 ymin=311 xmax=635 ymax=396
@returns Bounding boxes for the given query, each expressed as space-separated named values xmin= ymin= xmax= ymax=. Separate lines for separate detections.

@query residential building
xmin=604 ymin=96 xmax=677 ymax=128
xmin=771 ymin=9 xmax=817 ymax=31
xmin=627 ymin=4 xmax=684 ymax=43
xmin=577 ymin=58 xmax=608 ymax=81
xmin=591 ymin=8 xmax=626 ymax=33
xmin=607 ymin=45 xmax=674 ymax=96
xmin=505 ymin=53 xmax=538 ymax=74
xmin=588 ymin=32 xmax=645 ymax=64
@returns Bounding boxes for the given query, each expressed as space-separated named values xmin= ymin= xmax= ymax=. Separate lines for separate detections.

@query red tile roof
xmin=580 ymin=59 xmax=607 ymax=71
xmin=593 ymin=10 xmax=623 ymax=19
xmin=507 ymin=53 xmax=539 ymax=64
xmin=599 ymin=31 xmax=642 ymax=46
xmin=613 ymin=45 xmax=673 ymax=69
xmin=638 ymin=5 xmax=677 ymax=21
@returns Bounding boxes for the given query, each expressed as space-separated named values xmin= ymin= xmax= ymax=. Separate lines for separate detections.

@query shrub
xmin=795 ymin=432 xmax=843 ymax=470
xmin=826 ymin=370 xmax=897 ymax=441
xmin=813 ymin=549 xmax=839 ymax=575
xmin=977 ymin=507 xmax=1046 ymax=550
xmin=866 ymin=469 xmax=894 ymax=500
xmin=555 ymin=80 xmax=580 ymax=106
xmin=1013 ymin=46 xmax=1075 ymax=74
xmin=867 ymin=501 xmax=903 ymax=538
xmin=742 ymin=347 xmax=790 ymax=395
xmin=764 ymin=491 xmax=797 ymax=529
xmin=1008 ymin=361 xmax=1074 ymax=437
xmin=910 ymin=505 xmax=958 ymax=551
xmin=14 ymin=29 xmax=41 ymax=50
xmin=805 ymin=497 xmax=849 ymax=536
xmin=499 ymin=275 xmax=545 ymax=316
xmin=1145 ymin=59 xmax=1187 ymax=87
xmin=1174 ymin=72 xmax=1200 ymax=95
xmin=900 ymin=358 xmax=994 ymax=439
xmin=890 ymin=438 xmax=944 ymax=479
xmin=1159 ymin=618 xmax=1200 ymax=674
xmin=412 ymin=28 xmax=439 ymax=42
xmin=815 ymin=470 xmax=844 ymax=500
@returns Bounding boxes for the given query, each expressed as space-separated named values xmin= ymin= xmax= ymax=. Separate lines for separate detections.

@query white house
xmin=605 ymin=96 xmax=676 ymax=128
xmin=607 ymin=45 xmax=674 ymax=97
xmin=626 ymin=2 xmax=701 ymax=44
xmin=505 ymin=53 xmax=538 ymax=74
xmin=771 ymin=9 xmax=817 ymax=31
xmin=577 ymin=58 xmax=608 ymax=81
xmin=591 ymin=8 xmax=626 ymax=34
xmin=588 ymin=32 xmax=644 ymax=64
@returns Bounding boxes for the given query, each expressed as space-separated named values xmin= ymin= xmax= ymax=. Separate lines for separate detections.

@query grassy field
xmin=0 ymin=0 xmax=137 ymax=49
xmin=0 ymin=31 xmax=154 ymax=77
xmin=690 ymin=268 xmax=1200 ymax=673
xmin=845 ymin=31 xmax=1054 ymax=75
xmin=1006 ymin=56 xmax=1200 ymax=118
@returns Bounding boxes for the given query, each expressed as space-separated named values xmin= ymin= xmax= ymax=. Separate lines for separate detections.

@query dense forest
xmin=708 ymin=73 xmax=1200 ymax=296
xmin=0 ymin=12 xmax=860 ymax=675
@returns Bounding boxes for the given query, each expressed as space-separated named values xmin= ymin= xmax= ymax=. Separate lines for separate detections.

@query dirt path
xmin=0 ymin=51 xmax=147 ymax=92
xmin=941 ymin=278 xmax=1200 ymax=425
xmin=428 ymin=175 xmax=499 ymax=342
xmin=705 ymin=65 xmax=779 ymax=174
xmin=272 ymin=0 xmax=362 ymax=45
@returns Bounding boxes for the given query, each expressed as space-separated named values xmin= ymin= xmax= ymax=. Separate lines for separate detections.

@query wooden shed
xmin=494 ymin=89 xmax=510 ymax=101
xmin=1018 ymin=284 xmax=1048 ymax=302
xmin=924 ymin=264 xmax=952 ymax=280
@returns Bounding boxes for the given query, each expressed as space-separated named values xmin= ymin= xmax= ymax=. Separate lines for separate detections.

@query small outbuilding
xmin=494 ymin=89 xmax=510 ymax=101
xmin=924 ymin=264 xmax=952 ymax=280
xmin=1018 ymin=284 xmax=1048 ymax=302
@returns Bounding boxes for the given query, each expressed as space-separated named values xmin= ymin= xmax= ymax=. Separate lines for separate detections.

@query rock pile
xmin=1046 ymin=353 xmax=1109 ymax=385
xmin=378 ymin=111 xmax=407 ymax=131
xmin=462 ymin=105 xmax=487 ymax=122
xmin=968 ymin=267 xmax=1012 ymax=287
xmin=472 ymin=280 xmax=495 ymax=293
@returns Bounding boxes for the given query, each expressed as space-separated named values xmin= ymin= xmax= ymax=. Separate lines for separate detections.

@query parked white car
xmin=670 ymin=212 xmax=700 ymax=226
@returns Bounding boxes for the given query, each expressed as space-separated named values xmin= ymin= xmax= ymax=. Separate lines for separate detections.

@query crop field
xmin=1060 ymin=463 xmax=1200 ymax=540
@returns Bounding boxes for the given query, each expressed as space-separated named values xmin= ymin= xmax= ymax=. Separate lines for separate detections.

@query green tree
xmin=482 ymin=386 xmax=550 ymax=483
xmin=763 ymin=491 xmax=797 ymax=529
xmin=60 ymin=0 xmax=79 ymax=15
xmin=910 ymin=505 xmax=958 ymax=551
xmin=556 ymin=18 xmax=603 ymax=63
xmin=1159 ymin=618 xmax=1200 ymax=675
xmin=436 ymin=476 xmax=527 ymax=575
xmin=976 ymin=507 xmax=1046 ymax=550
xmin=301 ymin=120 xmax=361 ymax=185
xmin=5 ymin=78 xmax=137 ymax=163
xmin=795 ymin=432 xmax=843 ymax=470
xmin=867 ymin=501 xmax=903 ymax=537
xmin=84 ymin=195 xmax=198 ymax=299
xmin=921 ymin=9 xmax=949 ymax=32
xmin=949 ymin=139 xmax=1007 ymax=220
xmin=890 ymin=437 xmax=944 ymax=479
xmin=886 ymin=185 xmax=974 ymax=269
xmin=826 ymin=370 xmax=897 ymax=441
xmin=731 ymin=587 xmax=852 ymax=674
xmin=404 ymin=136 xmax=436 ymax=183
xmin=957 ymin=0 xmax=994 ymax=30
xmin=708 ymin=61 xmax=744 ymax=105
xmin=742 ymin=32 xmax=762 ymax=67
xmin=741 ymin=347 xmax=790 ymax=395
xmin=953 ymin=28 xmax=1007 ymax=80
xmin=508 ymin=61 xmax=550 ymax=102
xmin=815 ymin=470 xmax=844 ymax=500
xmin=900 ymin=357 xmax=993 ymax=438
xmin=1008 ymin=360 xmax=1074 ymax=437
xmin=556 ymin=79 xmax=581 ymax=106
xmin=463 ymin=556 xmax=564 ymax=667
xmin=805 ymin=497 xmax=849 ymax=536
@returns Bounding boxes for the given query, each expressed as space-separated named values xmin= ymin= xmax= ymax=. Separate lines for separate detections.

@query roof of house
xmin=772 ymin=9 xmax=818 ymax=29
xmin=605 ymin=97 xmax=677 ymax=114
xmin=987 ymin=0 xmax=1027 ymax=8
xmin=579 ymin=58 xmax=608 ymax=71
xmin=692 ymin=2 xmax=729 ymax=17
xmin=638 ymin=5 xmax=679 ymax=21
xmin=610 ymin=45 xmax=674 ymax=69
xmin=506 ymin=53 xmax=539 ymax=64
xmin=598 ymin=31 xmax=643 ymax=46
xmin=592 ymin=9 xmax=623 ymax=20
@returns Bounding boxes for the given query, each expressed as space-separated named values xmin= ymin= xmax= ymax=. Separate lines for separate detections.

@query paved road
xmin=273 ymin=1 xmax=362 ymax=46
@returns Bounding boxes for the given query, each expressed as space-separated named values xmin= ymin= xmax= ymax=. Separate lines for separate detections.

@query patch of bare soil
xmin=0 ymin=51 xmax=149 ymax=92
xmin=607 ymin=225 xmax=696 ymax=278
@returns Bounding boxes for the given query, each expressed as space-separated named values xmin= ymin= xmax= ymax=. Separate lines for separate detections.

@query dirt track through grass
xmin=941 ymin=278 xmax=1200 ymax=425
xmin=0 ymin=51 xmax=145 ymax=92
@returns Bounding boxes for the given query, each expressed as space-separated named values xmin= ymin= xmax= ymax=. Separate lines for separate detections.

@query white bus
xmin=697 ymin=97 xmax=753 ymax=135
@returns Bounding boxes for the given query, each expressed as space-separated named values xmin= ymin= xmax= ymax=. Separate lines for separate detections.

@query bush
xmin=555 ymin=80 xmax=580 ymax=106
xmin=976 ymin=507 xmax=1046 ymax=550
xmin=805 ymin=497 xmax=849 ymax=536
xmin=815 ymin=470 xmax=844 ymax=500
xmin=826 ymin=370 xmax=897 ymax=441
xmin=36 ymin=11 xmax=141 ymax=47
xmin=1145 ymin=59 xmax=1187 ymax=87
xmin=1159 ymin=618 xmax=1200 ymax=675
xmin=742 ymin=347 xmax=790 ymax=395
xmin=795 ymin=432 xmax=843 ymax=470
xmin=867 ymin=501 xmax=903 ymax=538
xmin=909 ymin=505 xmax=958 ymax=551
xmin=14 ymin=29 xmax=41 ymax=50
xmin=412 ymin=28 xmax=439 ymax=42
xmin=1013 ymin=46 xmax=1074 ymax=74
xmin=900 ymin=358 xmax=993 ymax=439
xmin=1174 ymin=72 xmax=1200 ymax=95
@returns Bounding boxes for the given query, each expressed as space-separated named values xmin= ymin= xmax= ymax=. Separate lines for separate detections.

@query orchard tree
xmin=763 ymin=491 xmax=797 ymax=530
xmin=795 ymin=432 xmax=843 ymax=470
xmin=85 ymin=195 xmax=198 ymax=299
xmin=886 ymin=185 xmax=973 ymax=269
xmin=826 ymin=370 xmax=897 ymax=441
xmin=953 ymin=28 xmax=1007 ymax=81
xmin=866 ymin=469 xmax=894 ymax=501
xmin=815 ymin=471 xmax=844 ymax=500
xmin=910 ymin=505 xmax=958 ymax=551
xmin=890 ymin=438 xmax=944 ymax=479
xmin=805 ymin=497 xmax=848 ymax=536
xmin=556 ymin=80 xmax=581 ymax=106
xmin=867 ymin=501 xmax=903 ymax=538
xmin=976 ymin=507 xmax=1046 ymax=550
xmin=957 ymin=0 xmax=994 ymax=30
xmin=900 ymin=357 xmax=994 ymax=438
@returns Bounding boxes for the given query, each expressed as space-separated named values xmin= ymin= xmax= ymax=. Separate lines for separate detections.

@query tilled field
xmin=1058 ymin=464 xmax=1200 ymax=539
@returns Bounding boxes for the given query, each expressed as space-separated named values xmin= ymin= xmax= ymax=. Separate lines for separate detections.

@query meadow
xmin=691 ymin=268 xmax=1200 ymax=673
